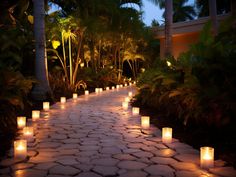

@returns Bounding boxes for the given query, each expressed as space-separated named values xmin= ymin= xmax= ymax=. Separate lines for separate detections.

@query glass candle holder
xmin=95 ymin=88 xmax=99 ymax=93
xmin=128 ymin=92 xmax=133 ymax=97
xmin=106 ymin=87 xmax=110 ymax=91
xmin=124 ymin=97 xmax=130 ymax=102
xmin=132 ymin=107 xmax=140 ymax=115
xmin=116 ymin=85 xmax=120 ymax=89
xmin=60 ymin=97 xmax=66 ymax=103
xmin=43 ymin=102 xmax=50 ymax=111
xmin=200 ymin=147 xmax=214 ymax=169
xmin=32 ymin=110 xmax=40 ymax=121
xmin=122 ymin=101 xmax=129 ymax=110
xmin=85 ymin=90 xmax=89 ymax=95
xmin=14 ymin=140 xmax=27 ymax=159
xmin=141 ymin=116 xmax=150 ymax=129
xmin=17 ymin=117 xmax=26 ymax=129
xmin=23 ymin=127 xmax=34 ymax=139
xmin=99 ymin=88 xmax=103 ymax=92
xmin=162 ymin=127 xmax=173 ymax=143
xmin=112 ymin=86 xmax=115 ymax=90
xmin=73 ymin=93 xmax=78 ymax=99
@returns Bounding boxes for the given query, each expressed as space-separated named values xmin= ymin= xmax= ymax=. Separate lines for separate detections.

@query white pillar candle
xmin=23 ymin=127 xmax=34 ymax=139
xmin=73 ymin=93 xmax=78 ymax=99
xmin=162 ymin=127 xmax=173 ymax=143
xmin=14 ymin=140 xmax=27 ymax=159
xmin=60 ymin=97 xmax=66 ymax=103
xmin=106 ymin=87 xmax=110 ymax=91
xmin=124 ymin=97 xmax=130 ymax=102
xmin=17 ymin=117 xmax=26 ymax=129
xmin=32 ymin=110 xmax=40 ymax=121
xmin=43 ymin=102 xmax=50 ymax=111
xmin=132 ymin=107 xmax=140 ymax=115
xmin=141 ymin=116 xmax=150 ymax=129
xmin=122 ymin=101 xmax=129 ymax=110
xmin=85 ymin=90 xmax=89 ymax=95
xmin=128 ymin=91 xmax=133 ymax=97
xmin=200 ymin=147 xmax=214 ymax=169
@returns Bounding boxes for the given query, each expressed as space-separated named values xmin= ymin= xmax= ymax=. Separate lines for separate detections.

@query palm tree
xmin=32 ymin=0 xmax=51 ymax=100
xmin=148 ymin=0 xmax=173 ymax=57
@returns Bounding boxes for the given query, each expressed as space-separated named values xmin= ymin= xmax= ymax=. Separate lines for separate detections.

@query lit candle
xmin=106 ymin=87 xmax=110 ymax=91
xmin=120 ymin=84 xmax=123 ymax=88
xmin=128 ymin=91 xmax=133 ymax=97
xmin=132 ymin=107 xmax=140 ymax=115
xmin=95 ymin=88 xmax=99 ymax=93
xmin=122 ymin=102 xmax=129 ymax=110
xmin=141 ymin=116 xmax=150 ymax=129
xmin=32 ymin=110 xmax=40 ymax=121
xmin=60 ymin=97 xmax=66 ymax=103
xmin=124 ymin=97 xmax=130 ymax=102
xmin=14 ymin=140 xmax=27 ymax=159
xmin=116 ymin=85 xmax=120 ymax=89
xmin=43 ymin=102 xmax=50 ymax=111
xmin=162 ymin=127 xmax=172 ymax=143
xmin=17 ymin=117 xmax=26 ymax=129
xmin=125 ymin=83 xmax=127 ymax=87
xmin=73 ymin=93 xmax=78 ymax=99
xmin=85 ymin=90 xmax=89 ymax=95
xmin=80 ymin=63 xmax=84 ymax=67
xmin=129 ymin=83 xmax=132 ymax=86
xmin=99 ymin=88 xmax=103 ymax=92
xmin=112 ymin=86 xmax=115 ymax=90
xmin=23 ymin=127 xmax=34 ymax=139
xmin=134 ymin=81 xmax=136 ymax=84
xmin=200 ymin=147 xmax=214 ymax=169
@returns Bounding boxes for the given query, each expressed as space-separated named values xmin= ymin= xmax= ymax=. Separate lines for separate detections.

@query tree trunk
xmin=164 ymin=0 xmax=173 ymax=58
xmin=209 ymin=0 xmax=218 ymax=35
xmin=231 ymin=0 xmax=236 ymax=16
xmin=32 ymin=0 xmax=51 ymax=100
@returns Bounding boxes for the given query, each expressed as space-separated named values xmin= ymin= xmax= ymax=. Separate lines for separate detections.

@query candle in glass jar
xmin=112 ymin=86 xmax=115 ymax=90
xmin=200 ymin=147 xmax=214 ymax=169
xmin=73 ymin=93 xmax=78 ymax=99
xmin=99 ymin=88 xmax=103 ymax=92
xmin=43 ymin=102 xmax=50 ymax=111
xmin=128 ymin=91 xmax=133 ymax=97
xmin=14 ymin=140 xmax=27 ymax=159
xmin=32 ymin=110 xmax=40 ymax=121
xmin=60 ymin=97 xmax=66 ymax=103
xmin=132 ymin=107 xmax=140 ymax=115
xmin=95 ymin=88 xmax=99 ymax=93
xmin=125 ymin=83 xmax=127 ymax=87
xmin=124 ymin=97 xmax=130 ymax=102
xmin=162 ymin=127 xmax=173 ymax=143
xmin=141 ymin=116 xmax=150 ymax=129
xmin=85 ymin=90 xmax=89 ymax=95
xmin=106 ymin=87 xmax=110 ymax=91
xmin=122 ymin=102 xmax=129 ymax=110
xmin=23 ymin=127 xmax=34 ymax=139
xmin=17 ymin=117 xmax=26 ymax=129
xmin=116 ymin=85 xmax=120 ymax=89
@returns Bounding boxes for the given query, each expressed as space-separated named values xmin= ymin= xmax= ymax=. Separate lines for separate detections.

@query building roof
xmin=154 ymin=14 xmax=230 ymax=39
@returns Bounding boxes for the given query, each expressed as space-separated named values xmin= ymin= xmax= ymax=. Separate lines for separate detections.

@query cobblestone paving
xmin=1 ymin=86 xmax=236 ymax=177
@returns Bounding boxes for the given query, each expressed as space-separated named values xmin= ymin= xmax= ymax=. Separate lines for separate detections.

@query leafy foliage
xmin=137 ymin=17 xmax=236 ymax=127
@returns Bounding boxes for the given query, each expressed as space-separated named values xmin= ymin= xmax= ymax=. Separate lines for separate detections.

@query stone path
xmin=1 ymin=86 xmax=236 ymax=177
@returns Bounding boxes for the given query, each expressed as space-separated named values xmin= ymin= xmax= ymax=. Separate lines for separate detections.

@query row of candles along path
xmin=14 ymin=82 xmax=135 ymax=161
xmin=122 ymin=91 xmax=214 ymax=170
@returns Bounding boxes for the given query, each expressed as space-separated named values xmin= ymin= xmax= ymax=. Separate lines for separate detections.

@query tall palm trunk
xmin=32 ymin=0 xmax=51 ymax=100
xmin=209 ymin=0 xmax=218 ymax=35
xmin=164 ymin=0 xmax=173 ymax=57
